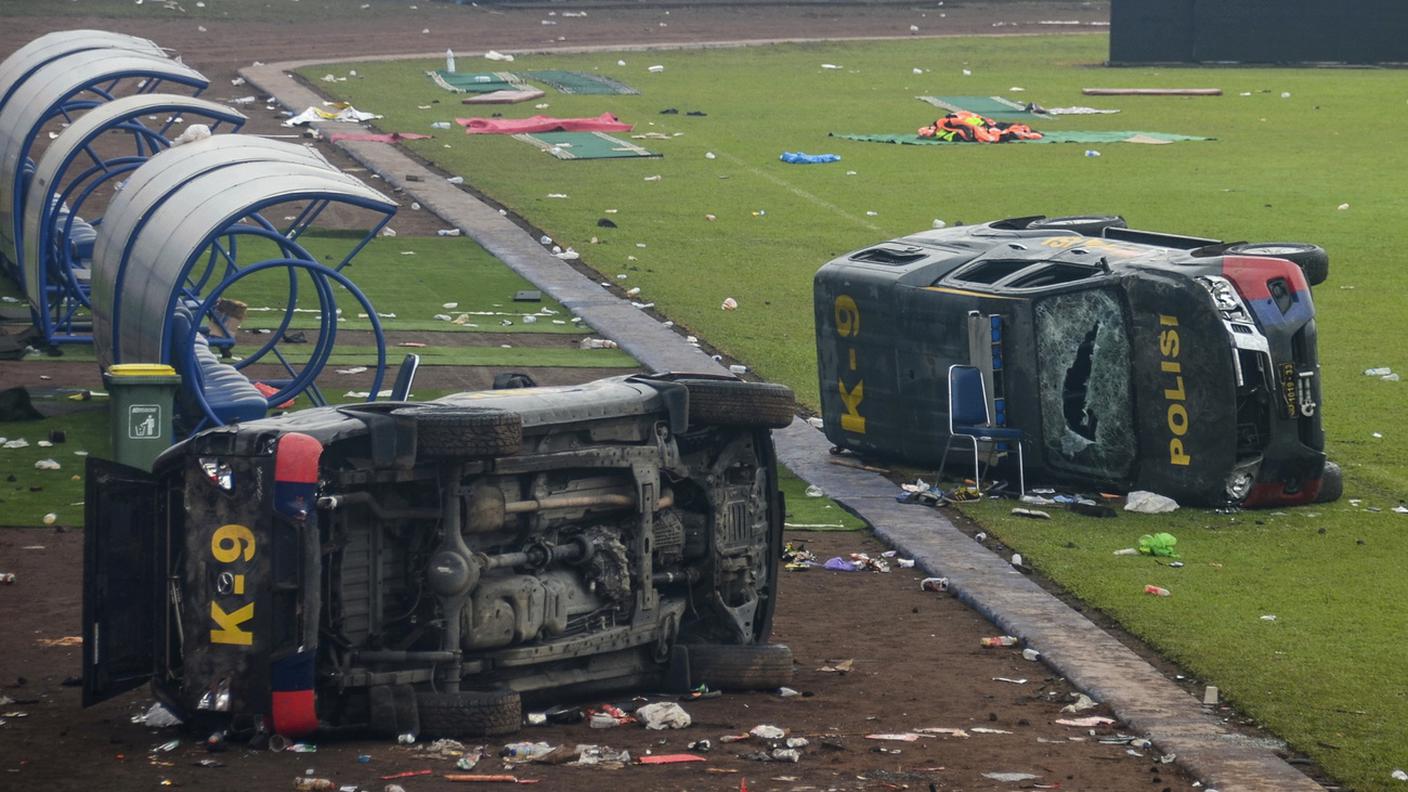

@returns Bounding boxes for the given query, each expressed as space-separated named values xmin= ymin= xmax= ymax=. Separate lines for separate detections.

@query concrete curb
xmin=243 ymin=52 xmax=1324 ymax=792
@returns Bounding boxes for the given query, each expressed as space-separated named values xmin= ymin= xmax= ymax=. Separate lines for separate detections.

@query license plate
xmin=1278 ymin=363 xmax=1298 ymax=419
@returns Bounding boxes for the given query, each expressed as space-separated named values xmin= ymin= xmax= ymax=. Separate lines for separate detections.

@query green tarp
xmin=916 ymin=95 xmax=1037 ymax=117
xmin=514 ymin=131 xmax=660 ymax=160
xmin=517 ymin=70 xmax=638 ymax=95
xmin=429 ymin=70 xmax=526 ymax=93
xmin=831 ymin=131 xmax=1214 ymax=145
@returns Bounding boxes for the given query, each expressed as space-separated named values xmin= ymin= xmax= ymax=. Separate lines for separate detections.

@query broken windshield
xmin=1034 ymin=289 xmax=1137 ymax=480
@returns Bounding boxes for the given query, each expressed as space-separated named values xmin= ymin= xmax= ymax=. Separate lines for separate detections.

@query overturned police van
xmin=815 ymin=214 xmax=1339 ymax=508
xmin=83 ymin=373 xmax=796 ymax=739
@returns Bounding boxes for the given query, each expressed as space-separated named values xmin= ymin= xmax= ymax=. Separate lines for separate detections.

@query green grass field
xmin=308 ymin=36 xmax=1408 ymax=789
xmin=180 ymin=233 xmax=589 ymax=335
xmin=0 ymin=407 xmax=110 ymax=529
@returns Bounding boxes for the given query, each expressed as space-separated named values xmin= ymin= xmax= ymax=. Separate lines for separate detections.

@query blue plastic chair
xmin=939 ymin=364 xmax=1025 ymax=496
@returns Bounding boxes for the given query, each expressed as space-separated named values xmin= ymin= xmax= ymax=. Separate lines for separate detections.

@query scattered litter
xmin=1056 ymin=716 xmax=1115 ymax=727
xmin=1022 ymin=648 xmax=1041 ymax=662
xmin=984 ymin=772 xmax=1039 ymax=783
xmin=749 ymin=724 xmax=787 ymax=740
xmin=437 ymin=228 xmax=462 ymax=237
xmin=1144 ymin=585 xmax=1171 ymax=597
xmin=780 ymin=151 xmax=841 ymax=164
xmin=37 ymin=636 xmax=81 ymax=646
xmin=1125 ymin=491 xmax=1179 ymax=513
xmin=336 ymin=367 xmax=368 ymax=375
xmin=865 ymin=733 xmax=920 ymax=742
xmin=34 ymin=459 xmax=61 ymax=471
xmin=920 ymin=577 xmax=949 ymax=592
xmin=993 ymin=677 xmax=1028 ymax=685
xmin=500 ymin=741 xmax=555 ymax=763
xmin=970 ymin=727 xmax=1013 ymax=735
xmin=637 ymin=754 xmax=705 ymax=765
xmin=821 ymin=64 xmax=842 ymax=70
xmin=1011 ymin=507 xmax=1051 ymax=520
xmin=648 ymin=65 xmax=665 ymax=73
xmin=769 ymin=748 xmax=800 ymax=763
xmin=419 ymin=738 xmax=470 ymax=758
xmin=1260 ymin=614 xmax=1278 ymax=622
xmin=136 ymin=702 xmax=183 ymax=728
xmin=1062 ymin=694 xmax=1099 ymax=713
xmin=579 ymin=338 xmax=619 ymax=350
xmin=915 ymin=727 xmax=969 ymax=738
xmin=1138 ymin=532 xmax=1179 ymax=557
xmin=636 ymin=702 xmax=691 ymax=730
xmin=484 ymin=50 xmax=515 ymax=62
xmin=1203 ymin=686 xmax=1219 ymax=706
xmin=721 ymin=297 xmax=738 ymax=311
xmin=980 ymin=636 xmax=1017 ymax=648
xmin=1392 ymin=768 xmax=1407 ymax=781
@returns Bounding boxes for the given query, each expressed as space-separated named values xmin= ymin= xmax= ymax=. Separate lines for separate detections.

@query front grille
xmin=1234 ymin=349 xmax=1272 ymax=455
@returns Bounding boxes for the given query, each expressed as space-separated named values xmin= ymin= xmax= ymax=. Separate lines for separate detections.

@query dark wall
xmin=1111 ymin=0 xmax=1408 ymax=64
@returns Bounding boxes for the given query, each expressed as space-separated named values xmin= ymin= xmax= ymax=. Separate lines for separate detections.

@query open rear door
xmin=83 ymin=458 xmax=161 ymax=707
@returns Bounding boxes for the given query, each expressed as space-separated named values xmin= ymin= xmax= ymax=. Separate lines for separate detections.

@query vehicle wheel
xmin=395 ymin=405 xmax=522 ymax=458
xmin=1314 ymin=460 xmax=1343 ymax=503
xmin=687 ymin=643 xmax=794 ymax=690
xmin=416 ymin=689 xmax=522 ymax=738
xmin=368 ymin=683 xmax=421 ymax=738
xmin=677 ymin=378 xmax=795 ymax=429
xmin=1225 ymin=242 xmax=1329 ymax=286
xmin=1027 ymin=214 xmax=1127 ymax=236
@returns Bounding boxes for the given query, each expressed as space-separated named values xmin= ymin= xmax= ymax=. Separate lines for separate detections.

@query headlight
xmin=1197 ymin=276 xmax=1246 ymax=317
xmin=1225 ymin=469 xmax=1255 ymax=501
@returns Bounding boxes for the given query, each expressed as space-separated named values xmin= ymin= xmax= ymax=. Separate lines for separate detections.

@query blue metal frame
xmin=179 ymin=258 xmax=387 ymax=431
xmin=4 ymin=67 xmax=206 ymax=278
xmin=29 ymin=104 xmax=245 ymax=346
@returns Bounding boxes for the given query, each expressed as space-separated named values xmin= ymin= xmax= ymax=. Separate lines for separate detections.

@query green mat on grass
xmin=832 ymin=130 xmax=1214 ymax=145
xmin=517 ymin=70 xmax=638 ymax=95
xmin=515 ymin=131 xmax=660 ymax=160
xmin=916 ymin=94 xmax=1038 ymax=117
xmin=429 ymin=70 xmax=525 ymax=93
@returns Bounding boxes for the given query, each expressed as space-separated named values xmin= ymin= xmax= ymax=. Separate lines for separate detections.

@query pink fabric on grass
xmin=455 ymin=112 xmax=632 ymax=135
xmin=327 ymin=132 xmax=433 ymax=143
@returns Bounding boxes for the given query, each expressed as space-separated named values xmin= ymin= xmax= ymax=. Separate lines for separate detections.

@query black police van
xmin=815 ymin=214 xmax=1339 ymax=507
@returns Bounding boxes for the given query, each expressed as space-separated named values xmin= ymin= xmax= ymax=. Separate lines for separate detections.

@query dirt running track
xmin=0 ymin=4 xmax=1200 ymax=792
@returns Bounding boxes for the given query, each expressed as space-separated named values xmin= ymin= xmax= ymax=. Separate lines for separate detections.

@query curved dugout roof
xmin=102 ymin=161 xmax=394 ymax=365
xmin=22 ymin=94 xmax=248 ymax=306
xmin=0 ymin=49 xmax=208 ymax=264
xmin=90 ymin=135 xmax=336 ymax=368
xmin=0 ymin=30 xmax=164 ymax=115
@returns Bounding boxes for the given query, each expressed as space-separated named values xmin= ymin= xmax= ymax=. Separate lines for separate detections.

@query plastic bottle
xmin=980 ymin=635 xmax=1018 ymax=647
xmin=1144 ymin=584 xmax=1171 ymax=597
xmin=445 ymin=49 xmax=456 ymax=73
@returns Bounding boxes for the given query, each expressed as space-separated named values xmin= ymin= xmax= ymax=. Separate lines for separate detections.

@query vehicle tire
xmin=395 ymin=405 xmax=522 ymax=458
xmin=1027 ymin=214 xmax=1127 ymax=236
xmin=1314 ymin=460 xmax=1343 ymax=503
xmin=1225 ymin=242 xmax=1329 ymax=286
xmin=416 ymin=689 xmax=522 ymax=738
xmin=677 ymin=379 xmax=795 ymax=429
xmin=368 ymin=683 xmax=421 ymax=738
xmin=687 ymin=643 xmax=794 ymax=690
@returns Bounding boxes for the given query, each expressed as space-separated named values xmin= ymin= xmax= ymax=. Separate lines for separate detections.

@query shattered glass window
xmin=1034 ymin=289 xmax=1136 ymax=480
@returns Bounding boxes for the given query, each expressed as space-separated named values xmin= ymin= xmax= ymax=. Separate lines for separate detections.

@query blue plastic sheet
xmin=780 ymin=151 xmax=841 ymax=164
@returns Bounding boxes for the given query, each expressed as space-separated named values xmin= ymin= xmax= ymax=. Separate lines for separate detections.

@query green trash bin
xmin=104 ymin=363 xmax=182 ymax=471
